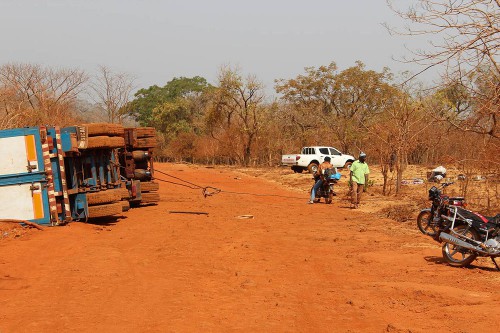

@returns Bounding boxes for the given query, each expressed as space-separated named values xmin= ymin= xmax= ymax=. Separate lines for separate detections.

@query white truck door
xmin=0 ymin=129 xmax=48 ymax=223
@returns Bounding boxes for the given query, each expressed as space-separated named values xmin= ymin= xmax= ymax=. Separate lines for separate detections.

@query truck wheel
xmin=307 ymin=163 xmax=319 ymax=174
xmin=343 ymin=161 xmax=353 ymax=169
xmin=87 ymin=202 xmax=123 ymax=218
xmin=86 ymin=189 xmax=122 ymax=205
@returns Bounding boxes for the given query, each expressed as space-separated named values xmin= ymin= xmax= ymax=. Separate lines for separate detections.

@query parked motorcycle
xmin=417 ymin=182 xmax=466 ymax=238
xmin=439 ymin=206 xmax=500 ymax=269
xmin=311 ymin=168 xmax=341 ymax=204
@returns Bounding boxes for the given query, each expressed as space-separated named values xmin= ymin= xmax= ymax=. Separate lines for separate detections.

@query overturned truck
xmin=0 ymin=123 xmax=158 ymax=226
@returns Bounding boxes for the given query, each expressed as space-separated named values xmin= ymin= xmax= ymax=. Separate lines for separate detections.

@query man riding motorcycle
xmin=308 ymin=156 xmax=334 ymax=204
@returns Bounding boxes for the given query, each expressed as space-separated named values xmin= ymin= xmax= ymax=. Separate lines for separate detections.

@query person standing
xmin=308 ymin=156 xmax=333 ymax=204
xmin=350 ymin=152 xmax=370 ymax=209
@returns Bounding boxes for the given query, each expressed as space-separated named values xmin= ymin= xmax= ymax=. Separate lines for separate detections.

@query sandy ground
xmin=0 ymin=162 xmax=499 ymax=333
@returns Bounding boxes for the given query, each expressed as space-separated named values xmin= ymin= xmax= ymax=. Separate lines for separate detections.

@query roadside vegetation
xmin=0 ymin=1 xmax=498 ymax=212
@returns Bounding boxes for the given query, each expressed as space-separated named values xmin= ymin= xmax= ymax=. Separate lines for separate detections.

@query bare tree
xmin=386 ymin=0 xmax=500 ymax=78
xmin=205 ymin=65 xmax=265 ymax=166
xmin=91 ymin=65 xmax=135 ymax=124
xmin=0 ymin=63 xmax=88 ymax=126
xmin=386 ymin=0 xmax=500 ymax=139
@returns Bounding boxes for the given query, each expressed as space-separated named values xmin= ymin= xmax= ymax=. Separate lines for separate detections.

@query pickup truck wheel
xmin=343 ymin=161 xmax=353 ymax=169
xmin=307 ymin=163 xmax=319 ymax=174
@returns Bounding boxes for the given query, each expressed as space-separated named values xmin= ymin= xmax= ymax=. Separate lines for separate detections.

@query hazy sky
xmin=0 ymin=0 xmax=430 ymax=95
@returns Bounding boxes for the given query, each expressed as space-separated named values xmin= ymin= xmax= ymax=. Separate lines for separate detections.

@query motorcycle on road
xmin=311 ymin=168 xmax=341 ymax=204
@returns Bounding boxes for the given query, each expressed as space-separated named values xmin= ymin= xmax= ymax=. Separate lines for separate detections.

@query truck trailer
xmin=0 ymin=123 xmax=159 ymax=226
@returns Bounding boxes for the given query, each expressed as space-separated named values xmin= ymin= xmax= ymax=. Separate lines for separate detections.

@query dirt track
xmin=1 ymin=163 xmax=499 ymax=333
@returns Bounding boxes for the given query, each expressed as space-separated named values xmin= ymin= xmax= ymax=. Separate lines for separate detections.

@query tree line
xmin=0 ymin=0 xmax=498 ymax=200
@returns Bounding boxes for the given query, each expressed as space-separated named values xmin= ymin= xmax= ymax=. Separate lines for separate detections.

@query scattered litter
xmin=235 ymin=215 xmax=254 ymax=219
xmin=401 ymin=178 xmax=424 ymax=185
xmin=457 ymin=174 xmax=466 ymax=181
xmin=427 ymin=166 xmax=447 ymax=182
xmin=472 ymin=175 xmax=486 ymax=181
xmin=168 ymin=211 xmax=209 ymax=215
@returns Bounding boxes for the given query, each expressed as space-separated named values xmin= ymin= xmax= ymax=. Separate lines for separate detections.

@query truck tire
xmin=343 ymin=161 xmax=353 ymax=169
xmin=307 ymin=162 xmax=319 ymax=174
xmin=140 ymin=181 xmax=159 ymax=192
xmin=141 ymin=192 xmax=160 ymax=203
xmin=85 ymin=136 xmax=125 ymax=149
xmin=84 ymin=123 xmax=125 ymax=136
xmin=87 ymin=202 xmax=123 ymax=218
xmin=86 ymin=189 xmax=122 ymax=205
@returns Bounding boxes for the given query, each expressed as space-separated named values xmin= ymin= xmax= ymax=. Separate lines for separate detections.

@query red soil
xmin=0 ymin=163 xmax=498 ymax=332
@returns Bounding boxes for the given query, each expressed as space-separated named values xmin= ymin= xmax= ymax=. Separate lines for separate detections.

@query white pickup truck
xmin=281 ymin=146 xmax=355 ymax=173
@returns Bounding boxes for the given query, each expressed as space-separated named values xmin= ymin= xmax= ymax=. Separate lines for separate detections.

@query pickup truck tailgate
xmin=281 ymin=154 xmax=299 ymax=165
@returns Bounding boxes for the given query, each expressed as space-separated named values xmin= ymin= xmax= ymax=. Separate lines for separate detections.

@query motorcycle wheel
xmin=325 ymin=192 xmax=333 ymax=204
xmin=441 ymin=225 xmax=479 ymax=268
xmin=417 ymin=210 xmax=439 ymax=236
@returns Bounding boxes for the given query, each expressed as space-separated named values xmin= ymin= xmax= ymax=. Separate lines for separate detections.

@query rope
xmin=153 ymin=170 xmax=305 ymax=200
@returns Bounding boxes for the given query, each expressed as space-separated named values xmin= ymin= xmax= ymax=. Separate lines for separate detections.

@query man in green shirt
xmin=350 ymin=152 xmax=370 ymax=209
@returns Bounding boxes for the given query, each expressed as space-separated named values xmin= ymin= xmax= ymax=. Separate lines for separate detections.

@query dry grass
xmin=234 ymin=164 xmax=499 ymax=221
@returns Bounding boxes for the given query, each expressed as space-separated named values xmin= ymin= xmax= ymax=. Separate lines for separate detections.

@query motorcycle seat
xmin=486 ymin=214 xmax=500 ymax=225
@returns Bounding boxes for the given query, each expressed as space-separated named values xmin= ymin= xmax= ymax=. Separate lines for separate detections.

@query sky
xmin=0 ymin=0 xmax=432 ymax=96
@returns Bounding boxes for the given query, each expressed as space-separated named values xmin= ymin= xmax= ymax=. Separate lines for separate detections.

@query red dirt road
xmin=1 ymin=163 xmax=499 ymax=332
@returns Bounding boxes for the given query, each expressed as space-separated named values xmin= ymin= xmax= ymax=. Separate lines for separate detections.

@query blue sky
xmin=0 ymin=0 xmax=431 ymax=95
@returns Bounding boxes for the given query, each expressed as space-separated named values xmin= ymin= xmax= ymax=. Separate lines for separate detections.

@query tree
xmin=386 ymin=0 xmax=500 ymax=139
xmin=386 ymin=0 xmax=500 ymax=78
xmin=128 ymin=76 xmax=210 ymax=126
xmin=205 ymin=66 xmax=265 ymax=166
xmin=364 ymin=85 xmax=437 ymax=195
xmin=90 ymin=65 xmax=135 ymax=124
xmin=152 ymin=98 xmax=194 ymax=140
xmin=0 ymin=63 xmax=87 ymax=126
xmin=275 ymin=61 xmax=397 ymax=152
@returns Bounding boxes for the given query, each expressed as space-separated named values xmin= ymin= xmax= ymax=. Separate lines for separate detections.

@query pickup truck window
xmin=329 ymin=148 xmax=341 ymax=155
xmin=319 ymin=148 xmax=329 ymax=154
xmin=302 ymin=148 xmax=315 ymax=154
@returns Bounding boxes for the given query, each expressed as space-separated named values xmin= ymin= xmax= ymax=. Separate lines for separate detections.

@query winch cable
xmin=153 ymin=169 xmax=305 ymax=200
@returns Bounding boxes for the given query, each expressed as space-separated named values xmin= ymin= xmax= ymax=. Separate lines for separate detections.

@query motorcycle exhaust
xmin=439 ymin=232 xmax=488 ymax=255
